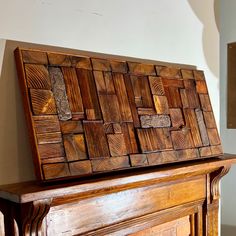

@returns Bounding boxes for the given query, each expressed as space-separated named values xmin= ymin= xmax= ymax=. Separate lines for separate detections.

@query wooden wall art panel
xmin=14 ymin=48 xmax=223 ymax=181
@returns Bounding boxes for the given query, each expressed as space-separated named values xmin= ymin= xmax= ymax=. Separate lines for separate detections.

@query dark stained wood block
xmin=128 ymin=62 xmax=156 ymax=75
xmin=15 ymin=48 xmax=222 ymax=182
xmin=48 ymin=52 xmax=71 ymax=66
xmin=38 ymin=143 xmax=65 ymax=159
xmin=22 ymin=50 xmax=48 ymax=64
xmin=49 ymin=67 xmax=72 ymax=120
xmin=181 ymin=69 xmax=194 ymax=79
xmin=153 ymin=95 xmax=169 ymax=114
xmin=83 ymin=121 xmax=110 ymax=158
xmin=148 ymin=76 xmax=165 ymax=95
xmin=61 ymin=67 xmax=84 ymax=115
xmin=91 ymin=156 xmax=130 ymax=172
xmin=157 ymin=67 xmax=181 ymax=79
xmin=196 ymin=81 xmax=208 ymax=94
xmin=193 ymin=70 xmax=205 ymax=80
xmin=30 ymin=89 xmax=57 ymax=115
xmin=36 ymin=132 xmax=62 ymax=144
xmin=207 ymin=129 xmax=221 ymax=145
xmin=195 ymin=109 xmax=210 ymax=146
xmin=71 ymin=56 xmax=92 ymax=70
xmin=77 ymin=69 xmax=102 ymax=120
xmin=25 ymin=64 xmax=51 ymax=89
xmin=107 ymin=134 xmax=127 ymax=156
xmin=33 ymin=115 xmax=60 ymax=134
xmin=64 ymin=134 xmax=87 ymax=161
xmin=69 ymin=160 xmax=92 ymax=175
xmin=91 ymin=58 xmax=111 ymax=71
xmin=42 ymin=163 xmax=70 ymax=180
xmin=113 ymin=73 xmax=133 ymax=122
xmin=140 ymin=115 xmax=171 ymax=128
xmin=110 ymin=60 xmax=128 ymax=73
xmin=184 ymin=109 xmax=202 ymax=147
xmin=171 ymin=129 xmax=194 ymax=150
xmin=169 ymin=108 xmax=184 ymax=128
xmin=130 ymin=154 xmax=148 ymax=167
xmin=60 ymin=120 xmax=83 ymax=134
xmin=203 ymin=111 xmax=217 ymax=128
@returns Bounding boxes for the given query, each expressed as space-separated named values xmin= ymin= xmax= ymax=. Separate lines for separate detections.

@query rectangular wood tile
xmin=83 ymin=121 xmax=110 ymax=158
xmin=91 ymin=156 xmax=130 ymax=172
xmin=30 ymin=89 xmax=57 ymax=115
xmin=148 ymin=76 xmax=165 ymax=95
xmin=130 ymin=154 xmax=148 ymax=167
xmin=161 ymin=150 xmax=178 ymax=162
xmin=37 ymin=132 xmax=62 ymax=144
xmin=110 ymin=60 xmax=128 ymax=73
xmin=183 ymin=79 xmax=195 ymax=89
xmin=207 ymin=129 xmax=221 ymax=145
xmin=61 ymin=67 xmax=84 ymax=115
xmin=146 ymin=152 xmax=163 ymax=165
xmin=41 ymin=156 xmax=66 ymax=164
xmin=99 ymin=94 xmax=121 ymax=123
xmin=92 ymin=58 xmax=111 ymax=71
xmin=107 ymin=134 xmax=128 ymax=156
xmin=211 ymin=145 xmax=223 ymax=156
xmin=64 ymin=134 xmax=87 ymax=161
xmin=177 ymin=149 xmax=199 ymax=160
xmin=33 ymin=115 xmax=60 ymax=134
xmin=42 ymin=163 xmax=70 ymax=180
xmin=60 ymin=120 xmax=83 ymax=134
xmin=113 ymin=73 xmax=133 ymax=122
xmin=113 ymin=123 xmax=122 ymax=133
xmin=162 ymin=78 xmax=184 ymax=88
xmin=38 ymin=143 xmax=65 ymax=159
xmin=155 ymin=128 xmax=173 ymax=150
xmin=48 ymin=52 xmax=71 ymax=66
xmin=25 ymin=64 xmax=51 ymax=89
xmin=193 ymin=70 xmax=205 ymax=80
xmin=71 ymin=56 xmax=92 ymax=70
xmin=199 ymin=147 xmax=212 ymax=157
xmin=184 ymin=109 xmax=202 ymax=147
xmin=164 ymin=87 xmax=182 ymax=108
xmin=180 ymin=89 xmax=200 ymax=108
xmin=77 ymin=68 xmax=102 ymax=119
xmin=157 ymin=67 xmax=181 ymax=78
xmin=169 ymin=108 xmax=184 ymax=128
xmin=199 ymin=94 xmax=212 ymax=111
xmin=49 ymin=67 xmax=72 ymax=120
xmin=69 ymin=160 xmax=92 ymax=176
xmin=181 ymin=69 xmax=194 ymax=79
xmin=203 ymin=111 xmax=217 ymax=128
xmin=140 ymin=115 xmax=171 ymax=128
xmin=153 ymin=95 xmax=169 ymax=114
xmin=195 ymin=109 xmax=210 ymax=146
xmin=128 ymin=62 xmax=156 ymax=75
xmin=137 ymin=108 xmax=156 ymax=115
xmin=196 ymin=80 xmax=208 ymax=94
xmin=171 ymin=129 xmax=194 ymax=150
xmin=22 ymin=50 xmax=48 ymax=64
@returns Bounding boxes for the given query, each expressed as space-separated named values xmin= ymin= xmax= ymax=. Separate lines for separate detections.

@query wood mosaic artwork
xmin=14 ymin=48 xmax=223 ymax=181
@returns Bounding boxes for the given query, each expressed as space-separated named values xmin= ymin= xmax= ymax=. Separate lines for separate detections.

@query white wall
xmin=220 ymin=0 xmax=236 ymax=230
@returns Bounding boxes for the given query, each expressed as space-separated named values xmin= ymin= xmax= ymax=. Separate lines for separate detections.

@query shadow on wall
xmin=187 ymin=0 xmax=219 ymax=78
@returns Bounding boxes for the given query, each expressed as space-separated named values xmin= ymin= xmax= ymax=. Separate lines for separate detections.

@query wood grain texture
xmin=211 ymin=145 xmax=223 ymax=156
xmin=157 ymin=67 xmax=181 ymax=78
xmin=130 ymin=154 xmax=148 ymax=167
xmin=128 ymin=62 xmax=156 ymax=75
xmin=195 ymin=109 xmax=210 ymax=146
xmin=91 ymin=156 xmax=130 ymax=172
xmin=25 ymin=64 xmax=51 ymax=89
xmin=203 ymin=111 xmax=217 ymax=128
xmin=149 ymin=76 xmax=165 ymax=95
xmin=181 ymin=69 xmax=194 ymax=79
xmin=113 ymin=73 xmax=133 ymax=122
xmin=107 ymin=134 xmax=128 ymax=156
xmin=33 ymin=115 xmax=60 ymax=134
xmin=155 ymin=128 xmax=173 ymax=150
xmin=69 ymin=160 xmax=92 ymax=175
xmin=177 ymin=148 xmax=199 ymax=160
xmin=36 ymin=132 xmax=62 ymax=144
xmin=77 ymin=69 xmax=102 ymax=120
xmin=93 ymin=71 xmax=115 ymax=94
xmin=49 ymin=67 xmax=72 ymax=120
xmin=61 ymin=67 xmax=84 ymax=116
xmin=64 ymin=134 xmax=87 ymax=161
xmin=207 ymin=129 xmax=221 ymax=145
xmin=153 ymin=95 xmax=169 ymax=114
xmin=137 ymin=108 xmax=156 ymax=115
xmin=83 ymin=121 xmax=110 ymax=158
xmin=30 ymin=89 xmax=57 ymax=115
xmin=48 ymin=52 xmax=71 ymax=66
xmin=184 ymin=109 xmax=202 ymax=147
xmin=22 ymin=50 xmax=48 ymax=64
xmin=199 ymin=94 xmax=212 ymax=111
xmin=199 ymin=147 xmax=212 ymax=157
xmin=60 ymin=120 xmax=83 ymax=134
xmin=162 ymin=78 xmax=184 ymax=88
xmin=164 ymin=87 xmax=182 ymax=108
xmin=92 ymin=58 xmax=111 ymax=71
xmin=169 ymin=109 xmax=184 ymax=128
xmin=171 ymin=129 xmax=194 ymax=150
xmin=38 ymin=143 xmax=65 ymax=159
xmin=71 ymin=56 xmax=92 ymax=69
xmin=42 ymin=163 xmax=70 ymax=180
xmin=140 ymin=115 xmax=171 ymax=128
xmin=110 ymin=60 xmax=128 ymax=73
xmin=193 ymin=70 xmax=205 ymax=80
xmin=196 ymin=80 xmax=208 ymax=94
xmin=180 ymin=89 xmax=200 ymax=108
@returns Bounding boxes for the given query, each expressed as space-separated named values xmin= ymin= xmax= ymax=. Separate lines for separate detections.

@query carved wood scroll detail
xmin=15 ymin=48 xmax=224 ymax=181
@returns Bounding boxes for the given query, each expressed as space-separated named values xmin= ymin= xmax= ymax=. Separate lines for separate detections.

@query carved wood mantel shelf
xmin=0 ymin=154 xmax=236 ymax=236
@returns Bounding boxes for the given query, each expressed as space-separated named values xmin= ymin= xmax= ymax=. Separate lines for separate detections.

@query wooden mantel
xmin=0 ymin=154 xmax=236 ymax=236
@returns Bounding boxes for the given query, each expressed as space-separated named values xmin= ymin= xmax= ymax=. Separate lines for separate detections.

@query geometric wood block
xmin=91 ymin=58 xmax=111 ymax=71
xmin=140 ymin=115 xmax=171 ymax=128
xmin=164 ymin=87 xmax=182 ymax=108
xmin=30 ymin=89 xmax=57 ymax=115
xmin=177 ymin=148 xmax=199 ymax=160
xmin=107 ymin=134 xmax=127 ymax=157
xmin=196 ymin=81 xmax=208 ymax=94
xmin=153 ymin=95 xmax=169 ymax=114
xmin=130 ymin=154 xmax=148 ymax=167
xmin=181 ymin=69 xmax=194 ymax=80
xmin=69 ymin=160 xmax=92 ymax=176
xmin=157 ymin=67 xmax=181 ymax=79
xmin=64 ymin=134 xmax=87 ymax=161
xmin=128 ymin=62 xmax=156 ymax=75
xmin=171 ymin=129 xmax=194 ymax=150
xmin=203 ymin=112 xmax=217 ymax=128
xmin=48 ymin=52 xmax=71 ymax=66
xmin=25 ymin=64 xmax=51 ymax=89
xmin=71 ymin=56 xmax=92 ymax=70
xmin=199 ymin=146 xmax=212 ymax=157
xmin=60 ymin=121 xmax=83 ymax=134
xmin=36 ymin=132 xmax=62 ymax=144
xmin=211 ymin=145 xmax=223 ymax=156
xmin=146 ymin=152 xmax=163 ymax=166
xmin=38 ymin=143 xmax=65 ymax=159
xmin=193 ymin=70 xmax=205 ymax=80
xmin=155 ymin=128 xmax=173 ymax=150
xmin=33 ymin=115 xmax=60 ymax=134
xmin=42 ymin=163 xmax=70 ymax=180
xmin=22 ymin=50 xmax=48 ymax=64
xmin=110 ymin=60 xmax=128 ymax=73
xmin=148 ymin=76 xmax=165 ymax=95
xmin=169 ymin=108 xmax=184 ymax=128
xmin=180 ymin=89 xmax=200 ymax=108
xmin=207 ymin=129 xmax=221 ymax=146
xmin=199 ymin=94 xmax=212 ymax=111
